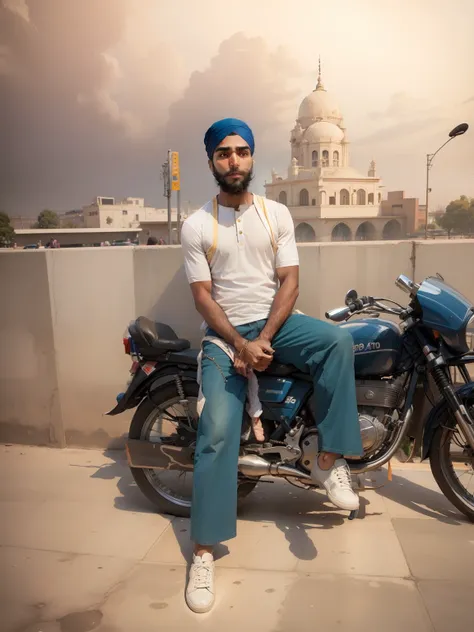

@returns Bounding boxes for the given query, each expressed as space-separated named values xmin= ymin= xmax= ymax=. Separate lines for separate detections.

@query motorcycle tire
xmin=128 ymin=381 xmax=258 ymax=518
xmin=429 ymin=421 xmax=474 ymax=523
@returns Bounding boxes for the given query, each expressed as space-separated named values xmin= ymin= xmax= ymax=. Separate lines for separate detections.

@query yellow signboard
xmin=171 ymin=151 xmax=180 ymax=191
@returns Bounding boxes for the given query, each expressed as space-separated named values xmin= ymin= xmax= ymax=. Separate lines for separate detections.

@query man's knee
xmin=314 ymin=323 xmax=353 ymax=357
xmin=331 ymin=326 xmax=353 ymax=348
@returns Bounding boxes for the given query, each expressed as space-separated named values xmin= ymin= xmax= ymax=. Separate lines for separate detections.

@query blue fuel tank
xmin=339 ymin=318 xmax=402 ymax=378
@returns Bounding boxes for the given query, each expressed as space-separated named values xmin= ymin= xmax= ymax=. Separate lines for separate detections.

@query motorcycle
xmin=107 ymin=274 xmax=474 ymax=522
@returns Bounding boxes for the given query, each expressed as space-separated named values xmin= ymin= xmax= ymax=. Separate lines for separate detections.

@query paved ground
xmin=1 ymin=445 xmax=472 ymax=632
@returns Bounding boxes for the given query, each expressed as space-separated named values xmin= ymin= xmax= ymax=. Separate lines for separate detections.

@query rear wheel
xmin=128 ymin=381 xmax=257 ymax=517
xmin=429 ymin=402 xmax=474 ymax=522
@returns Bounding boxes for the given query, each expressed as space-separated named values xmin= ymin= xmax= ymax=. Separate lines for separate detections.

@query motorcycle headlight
xmin=465 ymin=313 xmax=474 ymax=352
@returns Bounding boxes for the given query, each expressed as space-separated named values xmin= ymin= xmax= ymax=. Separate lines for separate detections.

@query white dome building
xmin=265 ymin=62 xmax=407 ymax=242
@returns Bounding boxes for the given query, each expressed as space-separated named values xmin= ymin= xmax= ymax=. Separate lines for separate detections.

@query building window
xmin=333 ymin=151 xmax=339 ymax=167
xmin=378 ymin=192 xmax=382 ymax=203
xmin=312 ymin=198 xmax=316 ymax=206
xmin=368 ymin=193 xmax=374 ymax=204
xmin=299 ymin=188 xmax=309 ymax=206
xmin=135 ymin=214 xmax=139 ymax=221
xmin=312 ymin=150 xmax=318 ymax=167
xmin=357 ymin=189 xmax=366 ymax=205
xmin=278 ymin=191 xmax=287 ymax=205
xmin=322 ymin=150 xmax=329 ymax=167
xmin=340 ymin=189 xmax=350 ymax=205
xmin=329 ymin=196 xmax=336 ymax=205
xmin=122 ymin=209 xmax=128 ymax=215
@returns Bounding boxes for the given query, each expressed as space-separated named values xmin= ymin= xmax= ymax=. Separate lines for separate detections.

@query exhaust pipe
xmin=238 ymin=454 xmax=312 ymax=481
xmin=126 ymin=439 xmax=312 ymax=481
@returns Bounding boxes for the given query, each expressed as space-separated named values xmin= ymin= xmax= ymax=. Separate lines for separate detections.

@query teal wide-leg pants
xmin=190 ymin=314 xmax=363 ymax=545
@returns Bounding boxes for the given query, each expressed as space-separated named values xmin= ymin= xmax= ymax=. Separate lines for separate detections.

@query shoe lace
xmin=193 ymin=563 xmax=212 ymax=589
xmin=334 ymin=462 xmax=352 ymax=490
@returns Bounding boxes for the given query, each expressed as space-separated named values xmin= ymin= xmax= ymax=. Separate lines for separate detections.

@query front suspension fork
xmin=431 ymin=364 xmax=474 ymax=450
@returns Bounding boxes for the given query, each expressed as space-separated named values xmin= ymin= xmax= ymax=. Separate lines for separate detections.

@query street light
xmin=424 ymin=122 xmax=469 ymax=239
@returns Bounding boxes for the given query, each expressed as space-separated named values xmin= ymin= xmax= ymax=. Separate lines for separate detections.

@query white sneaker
xmin=312 ymin=457 xmax=359 ymax=511
xmin=185 ymin=553 xmax=215 ymax=614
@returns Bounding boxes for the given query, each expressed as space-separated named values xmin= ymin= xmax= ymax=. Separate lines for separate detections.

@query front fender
xmin=105 ymin=367 xmax=197 ymax=416
xmin=421 ymin=381 xmax=474 ymax=460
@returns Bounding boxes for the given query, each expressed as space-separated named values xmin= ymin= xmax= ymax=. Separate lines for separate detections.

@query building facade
xmin=265 ymin=65 xmax=419 ymax=241
xmin=82 ymin=196 xmax=181 ymax=230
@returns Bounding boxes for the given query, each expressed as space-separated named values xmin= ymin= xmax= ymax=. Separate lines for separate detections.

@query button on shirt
xmin=181 ymin=196 xmax=299 ymax=326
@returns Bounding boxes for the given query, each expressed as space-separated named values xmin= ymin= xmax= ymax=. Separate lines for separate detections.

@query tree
xmin=0 ymin=211 xmax=15 ymax=247
xmin=35 ymin=209 xmax=60 ymax=229
xmin=106 ymin=216 xmax=113 ymax=225
xmin=438 ymin=196 xmax=474 ymax=237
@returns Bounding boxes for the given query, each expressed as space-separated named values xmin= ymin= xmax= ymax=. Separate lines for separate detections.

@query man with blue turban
xmin=181 ymin=118 xmax=363 ymax=612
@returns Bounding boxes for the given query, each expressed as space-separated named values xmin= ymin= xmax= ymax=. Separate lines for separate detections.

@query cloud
xmin=163 ymin=32 xmax=303 ymax=205
xmin=369 ymin=92 xmax=438 ymax=122
xmin=0 ymin=0 xmax=183 ymax=214
xmin=352 ymin=92 xmax=473 ymax=209
xmin=2 ymin=0 xmax=29 ymax=22
xmin=1 ymin=1 xmax=471 ymax=216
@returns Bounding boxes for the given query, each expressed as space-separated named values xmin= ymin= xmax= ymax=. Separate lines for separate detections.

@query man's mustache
xmin=225 ymin=170 xmax=247 ymax=177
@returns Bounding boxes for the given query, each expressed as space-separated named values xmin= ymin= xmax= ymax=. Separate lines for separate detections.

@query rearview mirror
xmin=345 ymin=289 xmax=358 ymax=306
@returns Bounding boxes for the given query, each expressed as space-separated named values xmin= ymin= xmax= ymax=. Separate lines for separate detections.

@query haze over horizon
xmin=1 ymin=0 xmax=473 ymax=217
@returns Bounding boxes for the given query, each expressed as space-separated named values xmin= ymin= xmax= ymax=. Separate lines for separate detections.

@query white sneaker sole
xmin=327 ymin=490 xmax=359 ymax=512
xmin=185 ymin=593 xmax=215 ymax=614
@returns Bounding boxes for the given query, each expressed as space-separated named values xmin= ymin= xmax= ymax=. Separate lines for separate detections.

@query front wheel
xmin=128 ymin=381 xmax=257 ymax=518
xmin=429 ymin=411 xmax=474 ymax=522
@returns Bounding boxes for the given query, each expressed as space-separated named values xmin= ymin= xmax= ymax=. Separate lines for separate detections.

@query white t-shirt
xmin=181 ymin=196 xmax=299 ymax=326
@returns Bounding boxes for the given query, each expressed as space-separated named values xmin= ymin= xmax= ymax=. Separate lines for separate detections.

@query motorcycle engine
xmin=300 ymin=376 xmax=405 ymax=469
xmin=298 ymin=413 xmax=389 ymax=471
xmin=357 ymin=412 xmax=389 ymax=454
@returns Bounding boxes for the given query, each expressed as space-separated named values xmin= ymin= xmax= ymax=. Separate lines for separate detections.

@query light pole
xmin=424 ymin=122 xmax=469 ymax=239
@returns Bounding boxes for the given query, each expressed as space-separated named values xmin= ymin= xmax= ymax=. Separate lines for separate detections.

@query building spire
xmin=316 ymin=56 xmax=325 ymax=91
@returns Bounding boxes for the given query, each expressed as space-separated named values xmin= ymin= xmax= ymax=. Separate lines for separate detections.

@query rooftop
xmin=2 ymin=444 xmax=472 ymax=631
xmin=15 ymin=228 xmax=142 ymax=235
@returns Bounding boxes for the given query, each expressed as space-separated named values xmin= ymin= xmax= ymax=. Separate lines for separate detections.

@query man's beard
xmin=212 ymin=165 xmax=253 ymax=194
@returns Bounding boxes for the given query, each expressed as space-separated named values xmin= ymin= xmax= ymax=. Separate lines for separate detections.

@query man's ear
xmin=208 ymin=159 xmax=214 ymax=172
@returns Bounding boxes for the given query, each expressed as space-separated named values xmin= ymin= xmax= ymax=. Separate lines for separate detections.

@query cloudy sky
xmin=1 ymin=0 xmax=473 ymax=217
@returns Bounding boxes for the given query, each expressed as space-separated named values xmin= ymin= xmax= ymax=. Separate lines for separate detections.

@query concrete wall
xmin=1 ymin=240 xmax=473 ymax=448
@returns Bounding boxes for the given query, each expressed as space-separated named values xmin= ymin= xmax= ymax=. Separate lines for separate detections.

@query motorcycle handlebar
xmin=325 ymin=296 xmax=371 ymax=322
xmin=325 ymin=306 xmax=352 ymax=322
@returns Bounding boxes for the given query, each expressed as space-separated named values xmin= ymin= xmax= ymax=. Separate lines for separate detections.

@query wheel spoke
xmin=140 ymin=395 xmax=198 ymax=508
xmin=441 ymin=426 xmax=474 ymax=505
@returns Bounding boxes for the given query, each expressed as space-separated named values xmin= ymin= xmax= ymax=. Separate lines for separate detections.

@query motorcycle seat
xmin=263 ymin=361 xmax=298 ymax=376
xmin=129 ymin=317 xmax=190 ymax=356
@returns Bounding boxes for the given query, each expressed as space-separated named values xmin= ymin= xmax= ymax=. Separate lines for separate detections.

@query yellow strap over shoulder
xmin=255 ymin=195 xmax=278 ymax=255
xmin=205 ymin=195 xmax=277 ymax=265
xmin=205 ymin=196 xmax=219 ymax=264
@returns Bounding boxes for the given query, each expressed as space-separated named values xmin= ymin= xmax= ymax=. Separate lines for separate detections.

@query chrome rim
xmin=439 ymin=406 xmax=474 ymax=511
xmin=140 ymin=395 xmax=198 ymax=508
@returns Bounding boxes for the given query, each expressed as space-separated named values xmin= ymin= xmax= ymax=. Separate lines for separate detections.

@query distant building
xmin=59 ymin=210 xmax=84 ymax=228
xmin=265 ymin=62 xmax=421 ymax=242
xmin=380 ymin=191 xmax=426 ymax=234
xmin=10 ymin=216 xmax=35 ymax=230
xmin=82 ymin=196 xmax=183 ymax=230
xmin=10 ymin=210 xmax=84 ymax=230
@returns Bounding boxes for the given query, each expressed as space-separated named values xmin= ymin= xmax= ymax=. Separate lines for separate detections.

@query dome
xmin=304 ymin=121 xmax=344 ymax=143
xmin=298 ymin=85 xmax=343 ymax=125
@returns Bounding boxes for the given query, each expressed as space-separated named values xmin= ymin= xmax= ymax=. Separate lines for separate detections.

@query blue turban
xmin=204 ymin=118 xmax=255 ymax=160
